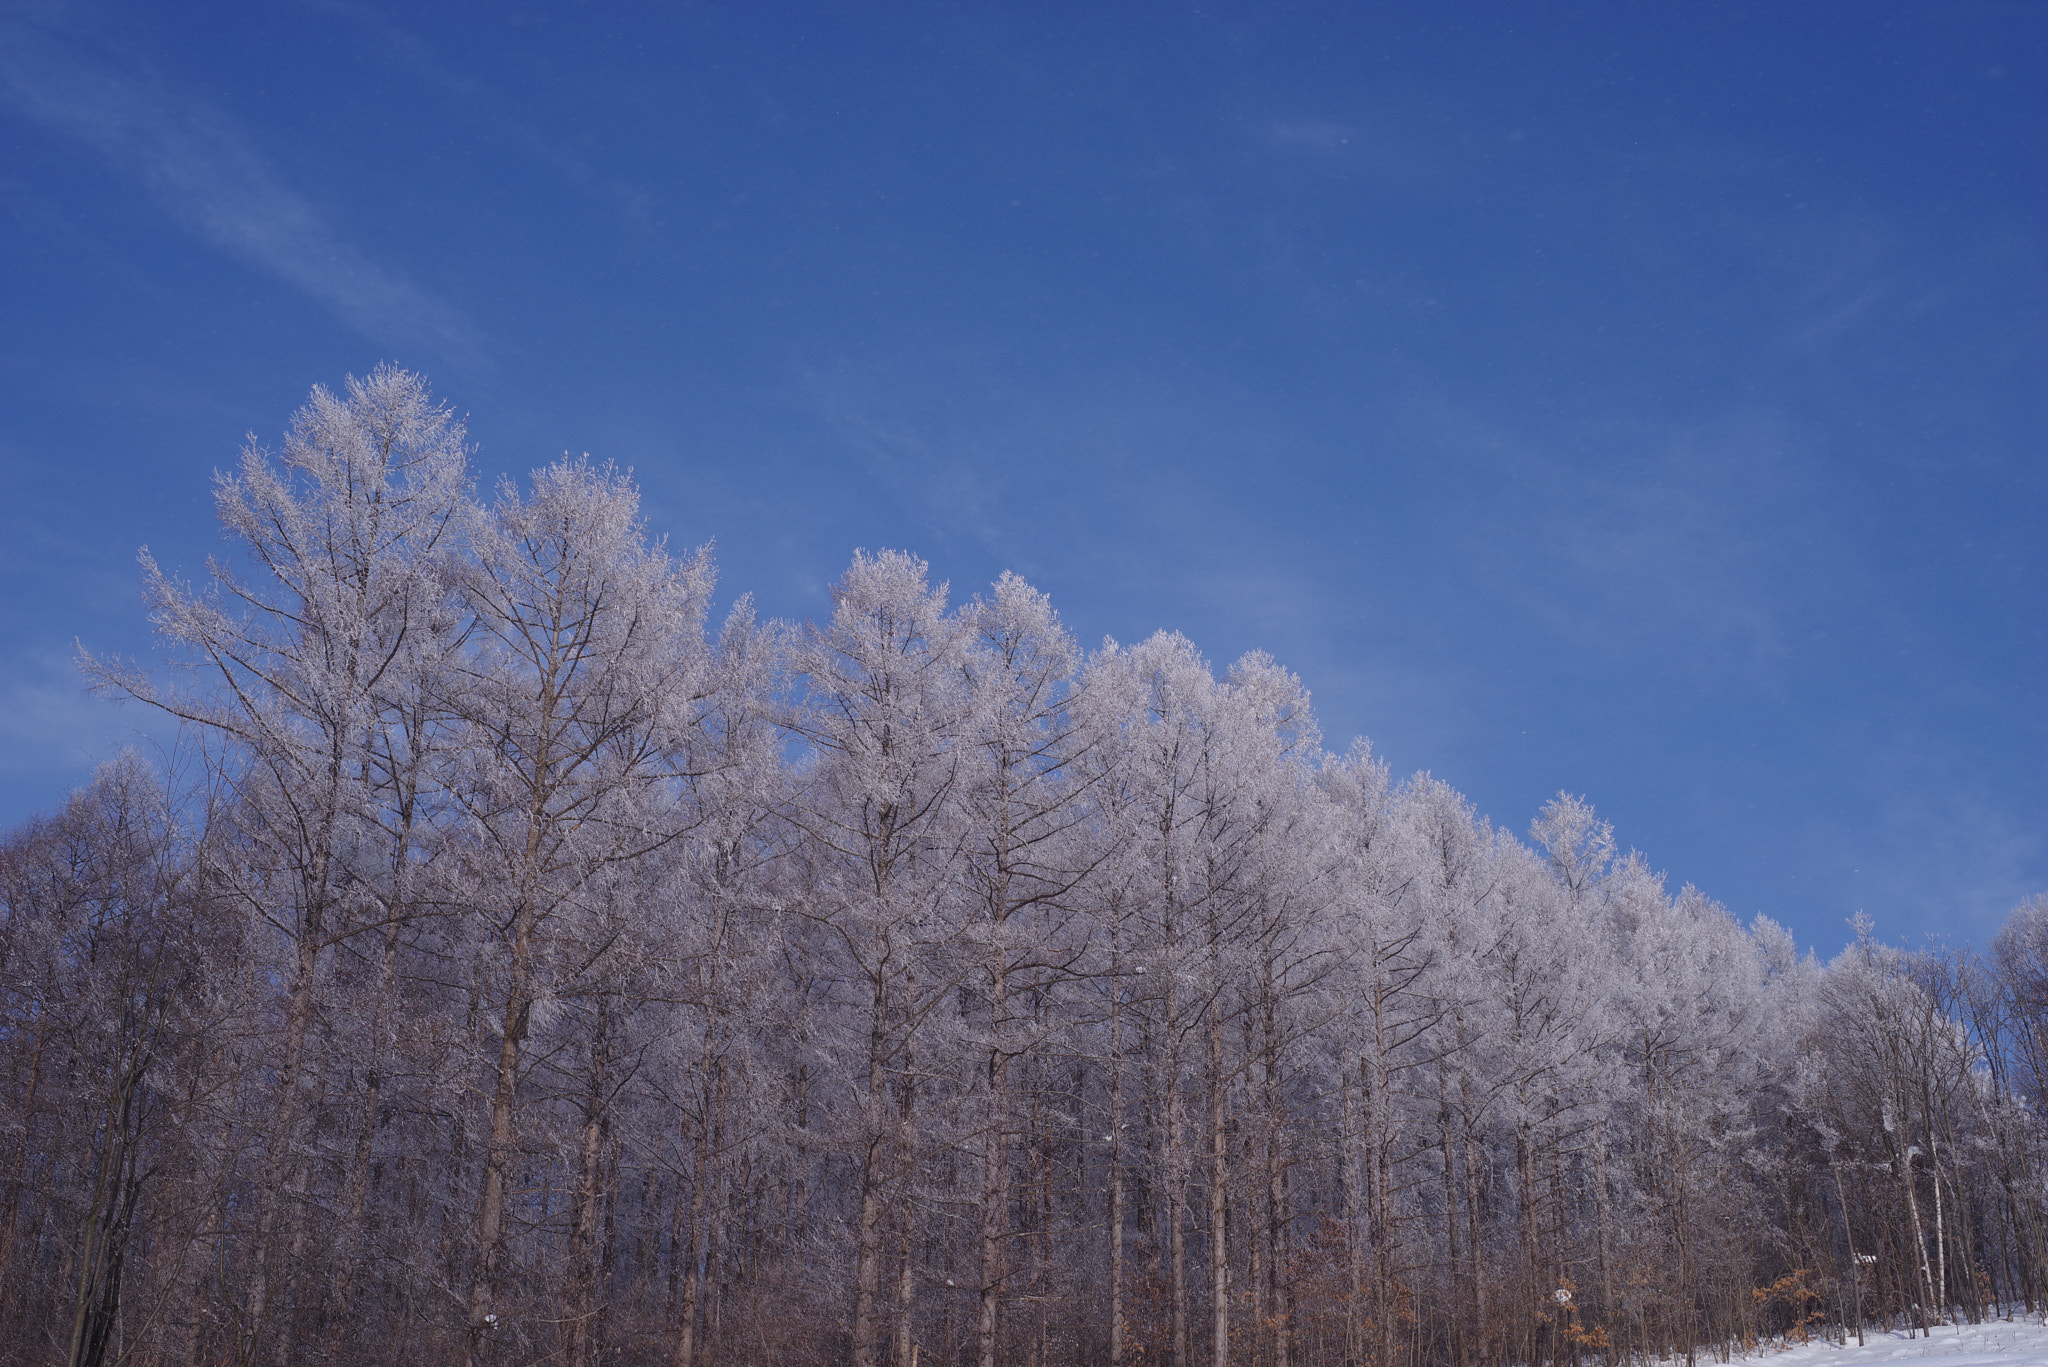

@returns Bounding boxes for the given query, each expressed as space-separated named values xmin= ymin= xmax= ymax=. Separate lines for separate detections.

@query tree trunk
xmin=1168 ymin=998 xmax=1189 ymax=1367
xmin=979 ymin=988 xmax=1010 ymax=1367
xmin=1209 ymin=999 xmax=1228 ymax=1367
xmin=1440 ymin=1107 xmax=1460 ymax=1367
xmin=1899 ymin=1143 xmax=1935 ymax=1336
xmin=674 ymin=1059 xmax=719 ymax=1367
xmin=852 ymin=975 xmax=892 ymax=1367
xmin=895 ymin=977 xmax=920 ymax=1367
xmin=67 ymin=1053 xmax=150 ymax=1367
xmin=567 ymin=998 xmax=614 ymax=1367
xmin=242 ymin=876 xmax=328 ymax=1367
xmin=467 ymin=897 xmax=536 ymax=1367
xmin=324 ymin=917 xmax=402 ymax=1357
xmin=1109 ymin=976 xmax=1127 ymax=1367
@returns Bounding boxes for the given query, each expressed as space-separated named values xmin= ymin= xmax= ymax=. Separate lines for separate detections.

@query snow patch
xmin=1728 ymin=1318 xmax=2048 ymax=1367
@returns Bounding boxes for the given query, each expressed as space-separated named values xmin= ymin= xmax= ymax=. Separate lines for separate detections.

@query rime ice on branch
xmin=7 ymin=370 xmax=2044 ymax=1367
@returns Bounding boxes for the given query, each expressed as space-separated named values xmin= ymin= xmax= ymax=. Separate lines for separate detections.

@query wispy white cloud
xmin=1797 ymin=758 xmax=2047 ymax=950
xmin=0 ymin=19 xmax=487 ymax=368
xmin=1263 ymin=117 xmax=1357 ymax=155
xmin=305 ymin=0 xmax=657 ymax=232
xmin=1252 ymin=109 xmax=1473 ymax=196
xmin=1400 ymin=388 xmax=1849 ymax=696
xmin=0 ymin=652 xmax=181 ymax=822
xmin=798 ymin=357 xmax=1034 ymax=562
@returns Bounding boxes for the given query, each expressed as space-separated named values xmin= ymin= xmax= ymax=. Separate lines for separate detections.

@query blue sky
xmin=2 ymin=1 xmax=2042 ymax=955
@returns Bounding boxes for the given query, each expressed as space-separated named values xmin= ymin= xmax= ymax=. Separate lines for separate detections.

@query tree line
xmin=5 ymin=366 xmax=2047 ymax=1367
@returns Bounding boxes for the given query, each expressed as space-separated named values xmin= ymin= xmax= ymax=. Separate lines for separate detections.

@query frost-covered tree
xmin=81 ymin=365 xmax=470 ymax=1363
xmin=786 ymin=550 xmax=980 ymax=1367
xmin=445 ymin=456 xmax=715 ymax=1364
xmin=13 ymin=369 xmax=2048 ymax=1367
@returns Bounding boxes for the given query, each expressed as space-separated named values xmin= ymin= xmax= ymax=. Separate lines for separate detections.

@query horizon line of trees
xmin=5 ymin=366 xmax=2048 ymax=1367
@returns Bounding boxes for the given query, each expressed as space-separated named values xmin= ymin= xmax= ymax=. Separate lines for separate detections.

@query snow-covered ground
xmin=1727 ymin=1319 xmax=2048 ymax=1367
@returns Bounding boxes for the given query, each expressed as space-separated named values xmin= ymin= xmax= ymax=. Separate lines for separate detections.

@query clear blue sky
xmin=2 ymin=1 xmax=2042 ymax=955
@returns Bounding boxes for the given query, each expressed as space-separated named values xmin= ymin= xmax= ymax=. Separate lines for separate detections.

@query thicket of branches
xmin=5 ymin=368 xmax=2047 ymax=1367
